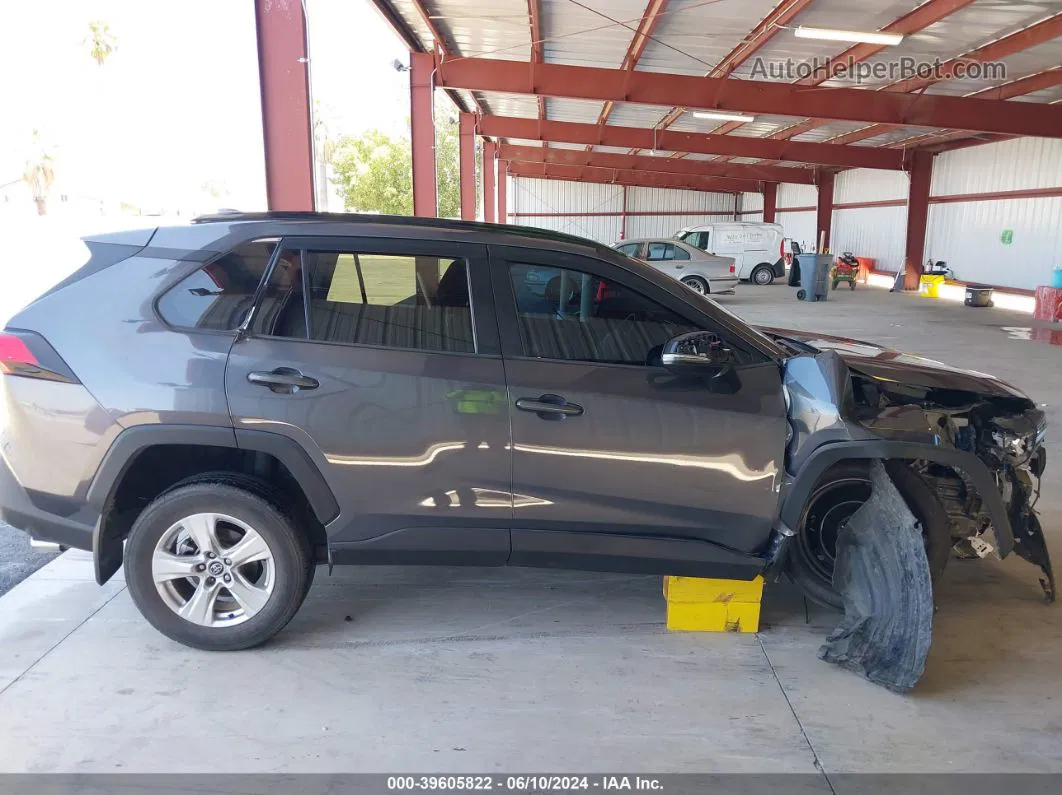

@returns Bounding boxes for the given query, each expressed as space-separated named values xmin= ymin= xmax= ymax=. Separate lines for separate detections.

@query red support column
xmin=459 ymin=113 xmax=476 ymax=220
xmin=254 ymin=0 xmax=314 ymax=211
xmin=497 ymin=160 xmax=507 ymax=224
xmin=904 ymin=150 xmax=933 ymax=290
xmin=763 ymin=182 xmax=777 ymax=223
xmin=483 ymin=140 xmax=496 ymax=223
xmin=410 ymin=52 xmax=437 ymax=217
xmin=816 ymin=172 xmax=835 ymax=252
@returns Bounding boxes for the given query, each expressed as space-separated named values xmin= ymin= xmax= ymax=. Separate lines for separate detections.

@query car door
xmin=224 ymin=236 xmax=512 ymax=564
xmin=491 ymin=245 xmax=788 ymax=573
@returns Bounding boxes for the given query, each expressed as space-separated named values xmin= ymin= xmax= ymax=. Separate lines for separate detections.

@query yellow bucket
xmin=919 ymin=274 xmax=945 ymax=298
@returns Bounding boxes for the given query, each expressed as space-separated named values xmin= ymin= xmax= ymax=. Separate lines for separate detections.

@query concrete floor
xmin=1 ymin=285 xmax=1060 ymax=776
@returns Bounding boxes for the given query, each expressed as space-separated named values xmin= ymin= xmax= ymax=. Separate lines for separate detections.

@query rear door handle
xmin=247 ymin=367 xmax=319 ymax=394
xmin=515 ymin=394 xmax=584 ymax=421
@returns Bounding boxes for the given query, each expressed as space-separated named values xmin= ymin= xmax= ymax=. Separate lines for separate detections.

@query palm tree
xmin=22 ymin=131 xmax=55 ymax=215
xmin=86 ymin=21 xmax=117 ymax=66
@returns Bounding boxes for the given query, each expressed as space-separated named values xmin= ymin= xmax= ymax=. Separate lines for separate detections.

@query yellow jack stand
xmin=663 ymin=575 xmax=764 ymax=633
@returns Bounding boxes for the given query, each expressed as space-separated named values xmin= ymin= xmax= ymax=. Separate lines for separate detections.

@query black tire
xmin=796 ymin=289 xmax=807 ymax=300
xmin=786 ymin=460 xmax=951 ymax=610
xmin=751 ymin=265 xmax=775 ymax=286
xmin=680 ymin=275 xmax=709 ymax=295
xmin=125 ymin=480 xmax=313 ymax=651
xmin=831 ymin=280 xmax=840 ymax=290
xmin=849 ymin=280 xmax=856 ymax=290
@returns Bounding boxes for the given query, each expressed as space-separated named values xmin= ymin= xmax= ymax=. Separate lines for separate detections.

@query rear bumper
xmin=710 ymin=277 xmax=740 ymax=292
xmin=0 ymin=455 xmax=95 ymax=551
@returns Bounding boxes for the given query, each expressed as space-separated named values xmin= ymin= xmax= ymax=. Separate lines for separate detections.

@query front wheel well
xmin=98 ymin=445 xmax=328 ymax=579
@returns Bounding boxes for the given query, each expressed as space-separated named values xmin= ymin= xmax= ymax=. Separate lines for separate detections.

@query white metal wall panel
xmin=778 ymin=183 xmax=818 ymax=209
xmin=511 ymin=177 xmax=623 ymax=243
xmin=926 ymin=198 xmax=1062 ymax=291
xmin=625 ymin=187 xmax=736 ymax=240
xmin=625 ymin=187 xmax=735 ymax=215
xmin=835 ymin=169 xmax=909 ymax=204
xmin=931 ymin=137 xmax=1062 ymax=195
xmin=743 ymin=213 xmax=765 ymax=223
xmin=742 ymin=192 xmax=764 ymax=213
xmin=776 ymin=211 xmax=818 ymax=251
xmin=833 ymin=206 xmax=908 ymax=273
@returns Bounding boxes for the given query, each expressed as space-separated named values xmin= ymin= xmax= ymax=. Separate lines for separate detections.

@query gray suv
xmin=0 ymin=213 xmax=1052 ymax=650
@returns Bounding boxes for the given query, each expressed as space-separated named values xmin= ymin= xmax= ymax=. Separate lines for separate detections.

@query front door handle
xmin=515 ymin=394 xmax=584 ymax=421
xmin=247 ymin=367 xmax=319 ymax=394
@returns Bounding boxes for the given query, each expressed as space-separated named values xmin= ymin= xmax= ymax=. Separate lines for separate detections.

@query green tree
xmin=22 ymin=130 xmax=55 ymax=216
xmin=86 ymin=21 xmax=117 ymax=66
xmin=329 ymin=108 xmax=465 ymax=217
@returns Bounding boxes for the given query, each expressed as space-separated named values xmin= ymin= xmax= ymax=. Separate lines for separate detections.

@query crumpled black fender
xmin=779 ymin=439 xmax=1016 ymax=558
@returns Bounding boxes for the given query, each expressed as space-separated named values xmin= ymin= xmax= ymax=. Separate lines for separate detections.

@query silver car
xmin=613 ymin=238 xmax=739 ymax=295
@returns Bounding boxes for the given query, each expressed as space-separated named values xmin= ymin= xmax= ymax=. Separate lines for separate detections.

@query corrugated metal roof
xmin=928 ymin=39 xmax=1062 ymax=96
xmin=853 ymin=127 xmax=939 ymax=147
xmin=606 ymin=102 xmax=676 ymax=128
xmin=540 ymin=0 xmax=648 ymax=69
xmin=634 ymin=0 xmax=782 ymax=77
xmin=740 ymin=0 xmax=921 ymax=81
xmin=547 ymin=97 xmax=611 ymax=124
xmin=381 ymin=0 xmax=1062 ymax=179
xmin=426 ymin=0 xmax=532 ymax=60
xmin=791 ymin=121 xmax=868 ymax=143
xmin=823 ymin=1 xmax=1055 ymax=90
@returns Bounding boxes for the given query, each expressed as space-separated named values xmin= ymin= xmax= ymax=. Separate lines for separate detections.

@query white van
xmin=676 ymin=222 xmax=786 ymax=285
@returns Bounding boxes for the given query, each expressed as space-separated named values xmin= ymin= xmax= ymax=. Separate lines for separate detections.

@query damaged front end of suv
xmin=763 ymin=327 xmax=1054 ymax=605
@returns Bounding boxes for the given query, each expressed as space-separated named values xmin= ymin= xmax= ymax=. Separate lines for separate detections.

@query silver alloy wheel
xmin=753 ymin=267 xmax=773 ymax=285
xmin=681 ymin=276 xmax=707 ymax=295
xmin=152 ymin=512 xmax=276 ymax=627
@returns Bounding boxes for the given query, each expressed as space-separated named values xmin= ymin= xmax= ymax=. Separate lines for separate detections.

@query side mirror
xmin=661 ymin=331 xmax=732 ymax=376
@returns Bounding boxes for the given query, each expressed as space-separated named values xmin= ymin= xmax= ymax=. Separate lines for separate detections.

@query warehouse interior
xmin=4 ymin=0 xmax=1062 ymax=781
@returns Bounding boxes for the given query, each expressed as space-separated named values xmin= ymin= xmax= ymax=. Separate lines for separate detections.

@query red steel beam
xmin=763 ymin=183 xmax=777 ymax=223
xmin=480 ymin=115 xmax=909 ymax=170
xmin=507 ymin=161 xmax=757 ymax=193
xmin=497 ymin=143 xmax=814 ymax=183
xmin=595 ymin=0 xmax=670 ymax=131
xmin=816 ymin=172 xmax=835 ymax=253
xmin=411 ymin=52 xmax=438 ymax=217
xmin=254 ymin=0 xmax=314 ymax=211
xmin=527 ymin=0 xmax=547 ymax=122
xmin=459 ymin=112 xmax=476 ymax=220
xmin=904 ymin=151 xmax=933 ymax=290
xmin=792 ymin=12 xmax=1062 ymax=146
xmin=878 ymin=68 xmax=1062 ymax=152
xmin=434 ymin=56 xmax=1062 ymax=138
xmin=409 ymin=0 xmax=450 ymax=54
xmin=483 ymin=140 xmax=497 ymax=223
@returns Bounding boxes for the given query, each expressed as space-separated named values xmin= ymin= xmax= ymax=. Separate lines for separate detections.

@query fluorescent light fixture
xmin=794 ymin=26 xmax=904 ymax=46
xmin=692 ymin=111 xmax=757 ymax=123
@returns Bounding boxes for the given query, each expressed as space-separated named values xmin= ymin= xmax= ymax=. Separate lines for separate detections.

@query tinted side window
xmin=254 ymin=249 xmax=475 ymax=354
xmin=673 ymin=246 xmax=690 ymax=260
xmin=157 ymin=241 xmax=277 ymax=331
xmin=508 ymin=263 xmax=698 ymax=366
xmin=616 ymin=243 xmax=641 ymax=257
xmin=646 ymin=242 xmax=674 ymax=261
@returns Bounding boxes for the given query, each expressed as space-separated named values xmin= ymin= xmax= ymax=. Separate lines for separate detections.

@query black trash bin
xmin=793 ymin=254 xmax=832 ymax=302
xmin=965 ymin=285 xmax=994 ymax=307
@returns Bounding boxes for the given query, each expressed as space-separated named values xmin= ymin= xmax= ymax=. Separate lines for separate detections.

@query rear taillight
xmin=729 ymin=263 xmax=736 ymax=274
xmin=779 ymin=239 xmax=784 ymax=259
xmin=0 ymin=331 xmax=79 ymax=383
